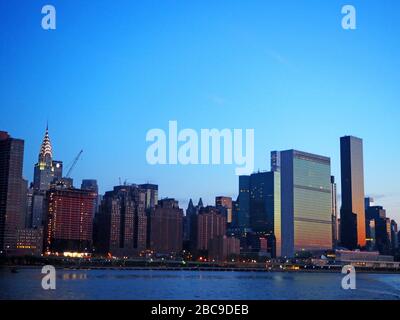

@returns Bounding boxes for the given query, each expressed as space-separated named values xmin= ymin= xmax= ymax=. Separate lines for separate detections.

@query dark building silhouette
xmin=81 ymin=179 xmax=98 ymax=193
xmin=340 ymin=136 xmax=366 ymax=249
xmin=148 ymin=198 xmax=183 ymax=255
xmin=45 ymin=186 xmax=96 ymax=253
xmin=196 ymin=206 xmax=226 ymax=253
xmin=209 ymin=235 xmax=240 ymax=262
xmin=183 ymin=199 xmax=195 ymax=243
xmin=0 ymin=131 xmax=25 ymax=254
xmin=365 ymin=198 xmax=391 ymax=254
xmin=241 ymin=232 xmax=270 ymax=259
xmin=391 ymin=220 xmax=398 ymax=254
xmin=184 ymin=198 xmax=203 ymax=251
xmin=97 ymin=185 xmax=147 ymax=257
xmin=237 ymin=171 xmax=280 ymax=257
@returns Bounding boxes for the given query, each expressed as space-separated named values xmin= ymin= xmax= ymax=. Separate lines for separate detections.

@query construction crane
xmin=65 ymin=149 xmax=83 ymax=178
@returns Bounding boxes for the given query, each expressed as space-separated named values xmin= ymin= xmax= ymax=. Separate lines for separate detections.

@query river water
xmin=1 ymin=268 xmax=399 ymax=300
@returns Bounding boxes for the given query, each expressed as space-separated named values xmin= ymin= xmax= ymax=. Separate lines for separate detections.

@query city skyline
xmin=6 ymin=125 xmax=399 ymax=223
xmin=4 ymin=126 xmax=398 ymax=257
xmin=1 ymin=0 xmax=399 ymax=222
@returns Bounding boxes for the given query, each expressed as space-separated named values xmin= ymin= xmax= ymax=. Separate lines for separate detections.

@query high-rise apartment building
xmin=97 ymin=185 xmax=147 ymax=257
xmin=196 ymin=206 xmax=226 ymax=252
xmin=45 ymin=186 xmax=96 ymax=253
xmin=148 ymin=198 xmax=183 ymax=254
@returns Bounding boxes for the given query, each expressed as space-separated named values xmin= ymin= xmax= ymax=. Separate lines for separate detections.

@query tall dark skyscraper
xmin=0 ymin=131 xmax=25 ymax=254
xmin=280 ymin=150 xmax=332 ymax=257
xmin=247 ymin=172 xmax=280 ymax=236
xmin=340 ymin=136 xmax=366 ymax=249
xmin=184 ymin=198 xmax=203 ymax=251
xmin=235 ymin=171 xmax=281 ymax=256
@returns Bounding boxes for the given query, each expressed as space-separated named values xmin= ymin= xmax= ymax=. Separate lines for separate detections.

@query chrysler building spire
xmin=39 ymin=123 xmax=53 ymax=163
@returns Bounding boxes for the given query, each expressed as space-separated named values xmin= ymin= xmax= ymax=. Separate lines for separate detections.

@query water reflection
xmin=62 ymin=273 xmax=88 ymax=280
xmin=0 ymin=268 xmax=399 ymax=300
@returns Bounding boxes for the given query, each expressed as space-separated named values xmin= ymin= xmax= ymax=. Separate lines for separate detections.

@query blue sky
xmin=1 ymin=0 xmax=399 ymax=222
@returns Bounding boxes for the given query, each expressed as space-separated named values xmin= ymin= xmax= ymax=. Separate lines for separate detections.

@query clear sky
xmin=1 ymin=0 xmax=399 ymax=222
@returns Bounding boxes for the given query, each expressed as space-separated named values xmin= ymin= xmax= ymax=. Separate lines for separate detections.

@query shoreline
xmin=2 ymin=264 xmax=400 ymax=275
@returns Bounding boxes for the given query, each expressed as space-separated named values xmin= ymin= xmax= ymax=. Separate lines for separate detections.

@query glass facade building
xmin=237 ymin=171 xmax=281 ymax=257
xmin=340 ymin=136 xmax=366 ymax=249
xmin=280 ymin=150 xmax=332 ymax=257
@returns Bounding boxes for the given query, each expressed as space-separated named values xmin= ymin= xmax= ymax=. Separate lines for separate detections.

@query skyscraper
xmin=31 ymin=125 xmax=63 ymax=228
xmin=365 ymin=198 xmax=391 ymax=254
xmin=33 ymin=125 xmax=57 ymax=191
xmin=248 ymin=172 xmax=280 ymax=235
xmin=340 ymin=136 xmax=366 ymax=249
xmin=97 ymin=185 xmax=147 ymax=257
xmin=280 ymin=150 xmax=332 ymax=257
xmin=0 ymin=131 xmax=25 ymax=254
xmin=235 ymin=171 xmax=281 ymax=256
xmin=45 ymin=186 xmax=96 ymax=253
xmin=148 ymin=198 xmax=183 ymax=254
xmin=196 ymin=206 xmax=226 ymax=253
